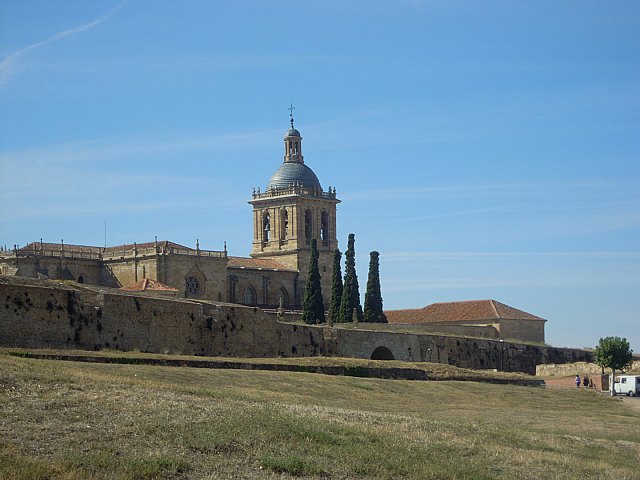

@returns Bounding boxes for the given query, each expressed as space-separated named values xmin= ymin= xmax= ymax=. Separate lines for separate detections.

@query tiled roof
xmin=228 ymin=256 xmax=295 ymax=271
xmin=19 ymin=242 xmax=103 ymax=254
xmin=104 ymin=241 xmax=192 ymax=254
xmin=17 ymin=240 xmax=193 ymax=255
xmin=121 ymin=278 xmax=178 ymax=292
xmin=385 ymin=300 xmax=545 ymax=324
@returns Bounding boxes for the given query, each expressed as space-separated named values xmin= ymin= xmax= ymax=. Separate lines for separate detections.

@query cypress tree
xmin=338 ymin=233 xmax=363 ymax=323
xmin=364 ymin=251 xmax=388 ymax=323
xmin=302 ymin=239 xmax=324 ymax=324
xmin=328 ymin=249 xmax=343 ymax=323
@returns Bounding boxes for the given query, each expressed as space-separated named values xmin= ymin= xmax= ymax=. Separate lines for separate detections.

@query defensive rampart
xmin=0 ymin=277 xmax=591 ymax=374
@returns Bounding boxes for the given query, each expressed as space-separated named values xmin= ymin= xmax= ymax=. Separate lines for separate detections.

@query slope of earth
xmin=0 ymin=353 xmax=638 ymax=479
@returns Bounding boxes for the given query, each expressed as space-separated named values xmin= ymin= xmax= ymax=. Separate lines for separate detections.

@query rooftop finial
xmin=288 ymin=102 xmax=295 ymax=128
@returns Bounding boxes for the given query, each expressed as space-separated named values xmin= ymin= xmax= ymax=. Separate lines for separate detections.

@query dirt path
xmin=620 ymin=396 xmax=640 ymax=415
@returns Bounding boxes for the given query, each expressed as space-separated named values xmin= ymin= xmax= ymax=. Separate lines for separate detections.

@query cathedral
xmin=0 ymin=113 xmax=548 ymax=344
xmin=0 ymin=114 xmax=338 ymax=310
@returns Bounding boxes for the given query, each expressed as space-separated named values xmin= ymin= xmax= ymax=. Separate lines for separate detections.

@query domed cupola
xmin=266 ymin=110 xmax=322 ymax=192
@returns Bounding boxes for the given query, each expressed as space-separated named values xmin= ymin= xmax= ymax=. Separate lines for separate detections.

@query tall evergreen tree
xmin=338 ymin=233 xmax=363 ymax=323
xmin=302 ymin=239 xmax=324 ymax=324
xmin=328 ymin=249 xmax=343 ymax=323
xmin=364 ymin=251 xmax=387 ymax=323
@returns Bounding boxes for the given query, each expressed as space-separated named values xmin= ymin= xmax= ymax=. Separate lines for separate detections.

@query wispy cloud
xmin=0 ymin=128 xmax=276 ymax=168
xmin=0 ymin=1 xmax=126 ymax=87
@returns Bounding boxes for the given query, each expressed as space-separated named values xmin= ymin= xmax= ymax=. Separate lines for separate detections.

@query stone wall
xmin=228 ymin=268 xmax=299 ymax=308
xmin=104 ymin=257 xmax=158 ymax=288
xmin=499 ymin=318 xmax=546 ymax=344
xmin=536 ymin=360 xmax=640 ymax=377
xmin=158 ymin=255 xmax=227 ymax=302
xmin=0 ymin=279 xmax=271 ymax=356
xmin=0 ymin=277 xmax=591 ymax=375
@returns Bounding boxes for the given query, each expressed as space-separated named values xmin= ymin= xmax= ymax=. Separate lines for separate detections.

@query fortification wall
xmin=0 ymin=280 xmax=276 ymax=357
xmin=0 ymin=278 xmax=591 ymax=374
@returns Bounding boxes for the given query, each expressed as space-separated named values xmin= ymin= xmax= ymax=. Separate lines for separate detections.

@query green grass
xmin=1 ymin=352 xmax=639 ymax=479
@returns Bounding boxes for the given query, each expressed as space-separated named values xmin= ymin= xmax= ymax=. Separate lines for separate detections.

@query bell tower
xmin=249 ymin=109 xmax=340 ymax=307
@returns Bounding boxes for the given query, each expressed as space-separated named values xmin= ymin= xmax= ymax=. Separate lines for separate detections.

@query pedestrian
xmin=583 ymin=375 xmax=589 ymax=388
xmin=575 ymin=375 xmax=581 ymax=389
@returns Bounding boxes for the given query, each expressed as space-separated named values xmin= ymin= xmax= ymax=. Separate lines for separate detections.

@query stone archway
xmin=371 ymin=346 xmax=395 ymax=360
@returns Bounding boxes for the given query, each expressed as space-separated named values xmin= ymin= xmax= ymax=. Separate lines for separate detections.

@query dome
xmin=266 ymin=162 xmax=322 ymax=191
xmin=283 ymin=127 xmax=301 ymax=139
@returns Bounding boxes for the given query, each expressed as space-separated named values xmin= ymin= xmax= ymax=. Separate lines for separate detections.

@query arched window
xmin=263 ymin=211 xmax=270 ymax=242
xmin=277 ymin=288 xmax=289 ymax=308
xmin=305 ymin=209 xmax=312 ymax=240
xmin=281 ymin=209 xmax=289 ymax=240
xmin=321 ymin=211 xmax=329 ymax=242
xmin=242 ymin=287 xmax=257 ymax=306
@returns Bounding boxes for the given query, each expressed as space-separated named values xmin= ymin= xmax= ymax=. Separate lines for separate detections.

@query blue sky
xmin=1 ymin=1 xmax=638 ymax=350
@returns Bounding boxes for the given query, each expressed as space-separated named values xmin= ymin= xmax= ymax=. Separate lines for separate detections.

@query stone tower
xmin=249 ymin=113 xmax=340 ymax=307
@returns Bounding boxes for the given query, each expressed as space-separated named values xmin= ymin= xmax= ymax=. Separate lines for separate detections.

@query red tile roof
xmin=121 ymin=278 xmax=178 ymax=292
xmin=385 ymin=300 xmax=545 ymax=324
xmin=228 ymin=256 xmax=295 ymax=271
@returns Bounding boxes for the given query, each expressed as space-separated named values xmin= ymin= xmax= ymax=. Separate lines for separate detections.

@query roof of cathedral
xmin=228 ymin=256 xmax=296 ymax=271
xmin=121 ymin=278 xmax=178 ymax=292
xmin=19 ymin=242 xmax=103 ymax=254
xmin=385 ymin=299 xmax=546 ymax=324
xmin=266 ymin=162 xmax=322 ymax=191
xmin=103 ymin=241 xmax=193 ymax=253
xmin=17 ymin=240 xmax=195 ymax=255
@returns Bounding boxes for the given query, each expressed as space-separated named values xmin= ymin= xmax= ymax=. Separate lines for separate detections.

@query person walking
xmin=583 ymin=375 xmax=590 ymax=388
xmin=575 ymin=375 xmax=581 ymax=389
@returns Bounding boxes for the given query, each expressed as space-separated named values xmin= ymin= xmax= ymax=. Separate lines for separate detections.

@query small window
xmin=305 ymin=210 xmax=312 ymax=239
xmin=186 ymin=276 xmax=201 ymax=295
xmin=281 ymin=209 xmax=288 ymax=240
xmin=321 ymin=211 xmax=329 ymax=241
xmin=263 ymin=211 xmax=271 ymax=242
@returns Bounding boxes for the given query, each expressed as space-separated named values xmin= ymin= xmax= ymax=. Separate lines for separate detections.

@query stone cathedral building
xmin=0 ymin=114 xmax=548 ymax=344
xmin=0 ymin=116 xmax=338 ymax=310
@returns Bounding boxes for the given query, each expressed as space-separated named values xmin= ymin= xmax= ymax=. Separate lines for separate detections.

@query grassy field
xmin=1 ymin=352 xmax=639 ymax=479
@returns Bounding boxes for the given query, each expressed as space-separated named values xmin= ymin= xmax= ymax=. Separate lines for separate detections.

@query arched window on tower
xmin=305 ymin=209 xmax=313 ymax=242
xmin=321 ymin=211 xmax=329 ymax=244
xmin=281 ymin=209 xmax=289 ymax=240
xmin=263 ymin=211 xmax=270 ymax=242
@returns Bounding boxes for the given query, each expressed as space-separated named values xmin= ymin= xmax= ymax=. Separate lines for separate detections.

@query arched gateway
xmin=371 ymin=346 xmax=395 ymax=360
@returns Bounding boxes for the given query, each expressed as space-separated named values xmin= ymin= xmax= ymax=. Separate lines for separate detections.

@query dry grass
xmin=0 ymin=348 xmax=534 ymax=382
xmin=1 ymin=352 xmax=639 ymax=479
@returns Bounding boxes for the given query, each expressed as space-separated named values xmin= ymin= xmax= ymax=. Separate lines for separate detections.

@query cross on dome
xmin=288 ymin=103 xmax=295 ymax=128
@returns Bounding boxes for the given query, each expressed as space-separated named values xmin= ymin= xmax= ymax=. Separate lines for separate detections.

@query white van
xmin=612 ymin=375 xmax=640 ymax=396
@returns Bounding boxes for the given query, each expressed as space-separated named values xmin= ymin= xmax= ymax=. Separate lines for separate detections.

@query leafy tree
xmin=302 ymin=239 xmax=324 ymax=324
xmin=328 ymin=249 xmax=343 ymax=323
xmin=364 ymin=251 xmax=387 ymax=323
xmin=338 ymin=233 xmax=363 ymax=323
xmin=594 ymin=336 xmax=633 ymax=396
